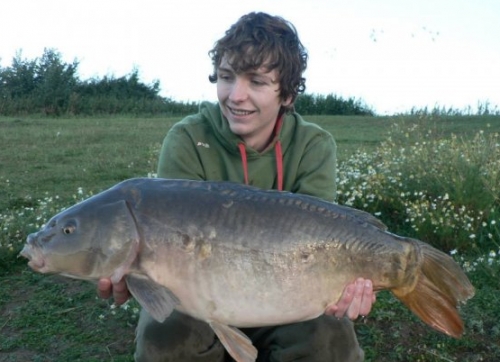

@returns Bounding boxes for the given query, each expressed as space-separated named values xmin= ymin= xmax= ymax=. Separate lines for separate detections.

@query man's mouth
xmin=227 ymin=106 xmax=255 ymax=116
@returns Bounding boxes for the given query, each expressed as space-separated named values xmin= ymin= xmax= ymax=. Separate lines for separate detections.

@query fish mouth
xmin=19 ymin=245 xmax=47 ymax=272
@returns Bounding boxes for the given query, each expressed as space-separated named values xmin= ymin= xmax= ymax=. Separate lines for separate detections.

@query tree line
xmin=0 ymin=48 xmax=374 ymax=117
xmin=294 ymin=93 xmax=373 ymax=116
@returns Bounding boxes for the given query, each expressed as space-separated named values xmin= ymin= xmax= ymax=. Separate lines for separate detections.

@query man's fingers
xmin=97 ymin=278 xmax=112 ymax=299
xmin=357 ymin=279 xmax=374 ymax=317
xmin=324 ymin=304 xmax=338 ymax=316
xmin=333 ymin=282 xmax=355 ymax=318
xmin=326 ymin=278 xmax=376 ymax=319
xmin=97 ymin=278 xmax=130 ymax=305
xmin=345 ymin=278 xmax=365 ymax=319
xmin=112 ymin=279 xmax=130 ymax=305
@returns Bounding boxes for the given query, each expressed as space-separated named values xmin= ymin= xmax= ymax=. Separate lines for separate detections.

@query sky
xmin=1 ymin=0 xmax=499 ymax=115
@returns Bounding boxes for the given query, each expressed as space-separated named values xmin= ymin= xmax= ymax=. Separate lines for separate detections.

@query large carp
xmin=20 ymin=178 xmax=474 ymax=362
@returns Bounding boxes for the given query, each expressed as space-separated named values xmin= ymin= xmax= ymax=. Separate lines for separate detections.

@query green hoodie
xmin=157 ymin=102 xmax=337 ymax=202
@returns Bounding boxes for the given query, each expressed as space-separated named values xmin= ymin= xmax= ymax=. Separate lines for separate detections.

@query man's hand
xmin=97 ymin=278 xmax=130 ymax=305
xmin=325 ymin=278 xmax=376 ymax=319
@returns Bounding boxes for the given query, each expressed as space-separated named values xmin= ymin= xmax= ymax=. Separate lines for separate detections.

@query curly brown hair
xmin=208 ymin=12 xmax=308 ymax=109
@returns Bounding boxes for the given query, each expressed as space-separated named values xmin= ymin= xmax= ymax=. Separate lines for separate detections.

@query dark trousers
xmin=134 ymin=309 xmax=364 ymax=361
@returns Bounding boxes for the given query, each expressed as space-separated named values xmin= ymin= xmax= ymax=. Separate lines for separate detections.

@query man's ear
xmin=281 ymin=95 xmax=293 ymax=108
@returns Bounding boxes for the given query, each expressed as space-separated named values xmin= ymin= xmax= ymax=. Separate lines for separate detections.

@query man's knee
xmin=252 ymin=316 xmax=364 ymax=362
xmin=302 ymin=316 xmax=364 ymax=362
xmin=134 ymin=309 xmax=226 ymax=362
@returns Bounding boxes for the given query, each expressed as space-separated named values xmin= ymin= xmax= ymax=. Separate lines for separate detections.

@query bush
xmin=336 ymin=116 xmax=500 ymax=254
xmin=295 ymin=93 xmax=375 ymax=116
xmin=0 ymin=49 xmax=198 ymax=116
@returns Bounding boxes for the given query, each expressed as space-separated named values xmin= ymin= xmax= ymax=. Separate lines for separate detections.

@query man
xmin=99 ymin=12 xmax=375 ymax=361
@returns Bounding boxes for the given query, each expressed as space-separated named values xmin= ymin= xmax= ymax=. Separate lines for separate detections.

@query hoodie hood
xmin=199 ymin=101 xmax=287 ymax=190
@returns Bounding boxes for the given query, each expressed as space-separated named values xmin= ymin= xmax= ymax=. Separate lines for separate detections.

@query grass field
xmin=1 ymin=114 xmax=499 ymax=361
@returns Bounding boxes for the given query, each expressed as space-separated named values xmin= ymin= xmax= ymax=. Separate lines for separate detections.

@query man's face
xmin=216 ymin=56 xmax=291 ymax=151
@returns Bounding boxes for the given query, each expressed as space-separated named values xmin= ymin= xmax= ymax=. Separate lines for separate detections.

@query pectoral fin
xmin=126 ymin=274 xmax=180 ymax=322
xmin=209 ymin=321 xmax=257 ymax=362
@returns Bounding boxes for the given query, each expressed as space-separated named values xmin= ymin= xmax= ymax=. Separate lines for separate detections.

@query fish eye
xmin=62 ymin=222 xmax=76 ymax=235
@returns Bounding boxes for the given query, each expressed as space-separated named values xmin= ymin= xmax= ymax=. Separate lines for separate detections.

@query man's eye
xmin=251 ymin=79 xmax=266 ymax=86
xmin=218 ymin=74 xmax=232 ymax=81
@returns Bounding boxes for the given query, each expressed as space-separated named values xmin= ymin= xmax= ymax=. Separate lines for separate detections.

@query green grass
xmin=314 ymin=114 xmax=500 ymax=162
xmin=1 ymin=114 xmax=499 ymax=361
xmin=0 ymin=116 xmax=180 ymax=212
xmin=1 ymin=268 xmax=137 ymax=361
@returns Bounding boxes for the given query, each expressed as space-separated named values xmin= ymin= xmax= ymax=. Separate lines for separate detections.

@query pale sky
xmin=1 ymin=0 xmax=499 ymax=115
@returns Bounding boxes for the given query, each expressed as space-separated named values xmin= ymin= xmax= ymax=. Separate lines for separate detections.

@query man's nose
xmin=228 ymin=78 xmax=249 ymax=102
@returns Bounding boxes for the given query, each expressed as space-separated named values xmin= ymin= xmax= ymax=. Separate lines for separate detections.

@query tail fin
xmin=392 ymin=240 xmax=475 ymax=338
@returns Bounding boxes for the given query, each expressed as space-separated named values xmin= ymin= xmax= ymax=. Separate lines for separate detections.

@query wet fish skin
xmin=20 ymin=178 xmax=475 ymax=362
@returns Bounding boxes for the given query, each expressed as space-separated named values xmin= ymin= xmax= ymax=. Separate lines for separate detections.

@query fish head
xmin=20 ymin=196 xmax=140 ymax=282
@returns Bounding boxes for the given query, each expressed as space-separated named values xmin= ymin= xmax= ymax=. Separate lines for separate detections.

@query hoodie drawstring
xmin=238 ymin=143 xmax=249 ymax=186
xmin=237 ymin=114 xmax=284 ymax=191
xmin=275 ymin=140 xmax=283 ymax=191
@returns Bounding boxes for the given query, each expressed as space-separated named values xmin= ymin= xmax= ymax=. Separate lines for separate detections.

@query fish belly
xmin=143 ymin=241 xmax=361 ymax=327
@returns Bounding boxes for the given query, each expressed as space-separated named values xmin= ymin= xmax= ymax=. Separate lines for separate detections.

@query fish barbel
xmin=20 ymin=178 xmax=475 ymax=362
